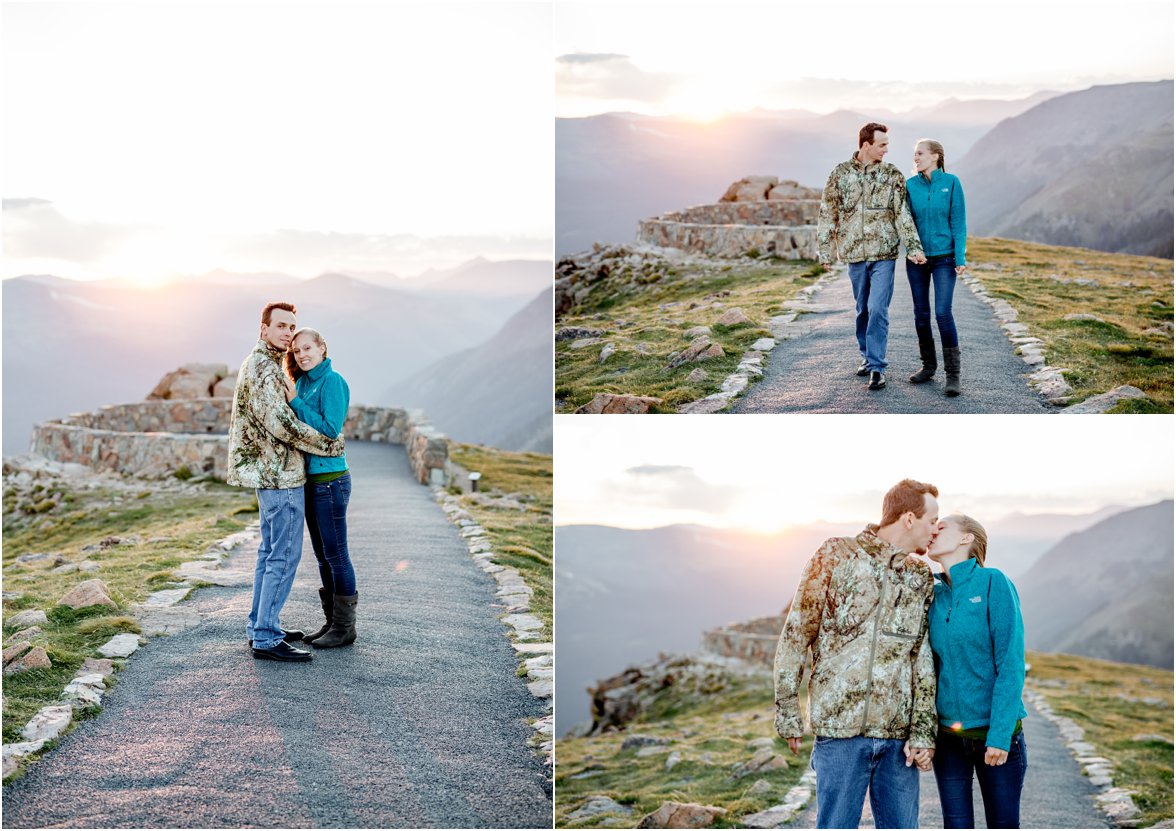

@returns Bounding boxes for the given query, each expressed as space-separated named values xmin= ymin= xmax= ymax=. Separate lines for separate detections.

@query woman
xmin=925 ymin=514 xmax=1028 ymax=829
xmin=906 ymin=139 xmax=967 ymax=396
xmin=283 ymin=327 xmax=358 ymax=648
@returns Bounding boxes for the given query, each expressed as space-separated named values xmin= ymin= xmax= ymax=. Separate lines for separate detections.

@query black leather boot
xmin=302 ymin=588 xmax=334 ymax=644
xmin=313 ymin=593 xmax=358 ymax=648
xmin=909 ymin=334 xmax=937 ymax=384
xmin=944 ymin=347 xmax=961 ymax=397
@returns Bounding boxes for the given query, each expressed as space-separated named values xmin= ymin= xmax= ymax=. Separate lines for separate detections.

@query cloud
xmin=556 ymin=53 xmax=680 ymax=105
xmin=2 ymin=198 xmax=139 ymax=262
xmin=608 ymin=465 xmax=742 ymax=515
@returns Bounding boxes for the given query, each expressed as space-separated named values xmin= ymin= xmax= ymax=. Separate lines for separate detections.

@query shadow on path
xmin=3 ymin=442 xmax=552 ymax=829
xmin=733 ymin=261 xmax=1054 ymax=414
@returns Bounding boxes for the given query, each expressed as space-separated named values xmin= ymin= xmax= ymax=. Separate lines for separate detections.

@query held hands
xmin=909 ymin=252 xmax=928 ymax=265
xmin=984 ymin=746 xmax=1008 ymax=766
xmin=903 ymin=741 xmax=934 ymax=771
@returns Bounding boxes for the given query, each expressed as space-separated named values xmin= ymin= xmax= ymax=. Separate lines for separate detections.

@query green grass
xmin=555 ymin=258 xmax=822 ymax=412
xmin=448 ymin=444 xmax=552 ymax=642
xmin=2 ymin=478 xmax=257 ymax=750
xmin=555 ymin=671 xmax=807 ymax=828
xmin=1026 ymin=650 xmax=1173 ymax=826
xmin=969 ymin=237 xmax=1173 ymax=410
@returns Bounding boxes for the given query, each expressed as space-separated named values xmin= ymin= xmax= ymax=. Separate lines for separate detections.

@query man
xmin=774 ymin=479 xmax=940 ymax=829
xmin=227 ymin=302 xmax=345 ymax=662
xmin=818 ymin=122 xmax=927 ymax=391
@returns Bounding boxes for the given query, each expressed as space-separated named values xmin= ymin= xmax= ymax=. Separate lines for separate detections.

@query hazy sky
xmin=555 ymin=416 xmax=1175 ymax=532
xmin=2 ymin=2 xmax=553 ymax=282
xmin=555 ymin=1 xmax=1174 ymax=118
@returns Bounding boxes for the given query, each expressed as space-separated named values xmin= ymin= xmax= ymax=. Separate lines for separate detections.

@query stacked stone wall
xmin=700 ymin=614 xmax=786 ymax=666
xmin=29 ymin=401 xmax=451 ymax=487
xmin=637 ymin=200 xmax=819 ymax=260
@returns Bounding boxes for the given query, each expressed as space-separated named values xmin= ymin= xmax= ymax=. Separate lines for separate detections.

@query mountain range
xmin=954 ymin=80 xmax=1173 ymax=257
xmin=1018 ymin=500 xmax=1173 ymax=669
xmin=557 ymin=81 xmax=1173 ymax=259
xmin=1 ymin=258 xmax=552 ymax=455
xmin=383 ymin=287 xmax=554 ymax=453
xmin=553 ymin=503 xmax=1168 ymax=734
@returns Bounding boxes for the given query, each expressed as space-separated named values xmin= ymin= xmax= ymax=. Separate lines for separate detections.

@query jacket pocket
xmin=882 ymin=584 xmax=924 ymax=638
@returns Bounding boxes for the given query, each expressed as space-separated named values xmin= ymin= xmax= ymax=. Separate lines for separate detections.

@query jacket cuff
xmin=775 ymin=709 xmax=803 ymax=739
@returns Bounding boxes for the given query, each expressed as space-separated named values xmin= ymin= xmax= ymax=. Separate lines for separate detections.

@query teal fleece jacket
xmin=906 ymin=168 xmax=967 ymax=266
xmin=289 ymin=357 xmax=350 ymax=475
xmin=928 ymin=558 xmax=1027 ymax=751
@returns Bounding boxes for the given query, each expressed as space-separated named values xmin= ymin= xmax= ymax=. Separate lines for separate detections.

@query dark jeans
xmin=906 ymin=255 xmax=959 ymax=348
xmin=933 ymin=729 xmax=1028 ymax=829
xmin=304 ymin=473 xmax=357 ymax=596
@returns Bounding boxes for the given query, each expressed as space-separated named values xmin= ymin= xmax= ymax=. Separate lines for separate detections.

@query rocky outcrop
xmin=148 ymin=363 xmax=234 ymax=400
xmin=587 ymin=654 xmax=734 ymax=735
xmin=700 ymin=614 xmax=786 ymax=666
xmin=719 ymin=177 xmax=820 ymax=204
xmin=574 ymin=393 xmax=663 ymax=415
xmin=638 ymin=801 xmax=728 ymax=828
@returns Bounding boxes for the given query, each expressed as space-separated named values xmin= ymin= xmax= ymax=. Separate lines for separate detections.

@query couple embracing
xmin=774 ymin=479 xmax=1028 ymax=829
xmin=819 ymin=122 xmax=967 ymax=396
xmin=225 ymin=301 xmax=359 ymax=662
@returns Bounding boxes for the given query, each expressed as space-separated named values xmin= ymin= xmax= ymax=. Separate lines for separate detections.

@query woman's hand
xmin=284 ymin=376 xmax=297 ymax=403
xmin=956 ymin=264 xmax=967 ymax=275
xmin=984 ymin=746 xmax=1008 ymax=766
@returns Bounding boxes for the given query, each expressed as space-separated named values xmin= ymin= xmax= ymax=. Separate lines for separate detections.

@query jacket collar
xmin=304 ymin=357 xmax=332 ymax=382
xmin=255 ymin=339 xmax=285 ymax=362
xmin=934 ymin=557 xmax=982 ymax=588
xmin=858 ymin=525 xmax=911 ymax=569
xmin=919 ymin=167 xmax=945 ymax=185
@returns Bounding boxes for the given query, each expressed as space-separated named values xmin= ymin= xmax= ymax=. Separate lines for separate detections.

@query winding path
xmin=786 ymin=699 xmax=1110 ymax=828
xmin=3 ymin=442 xmax=552 ymax=829
xmin=732 ymin=261 xmax=1053 ymax=414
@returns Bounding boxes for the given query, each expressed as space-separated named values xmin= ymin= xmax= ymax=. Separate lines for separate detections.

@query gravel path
xmin=732 ymin=261 xmax=1054 ymax=414
xmin=788 ymin=699 xmax=1110 ymax=828
xmin=3 ymin=441 xmax=552 ymax=829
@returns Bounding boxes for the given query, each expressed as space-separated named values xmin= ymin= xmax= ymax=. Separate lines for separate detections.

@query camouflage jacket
xmin=774 ymin=526 xmax=937 ymax=748
xmin=817 ymin=155 xmax=925 ymax=264
xmin=226 ymin=340 xmax=345 ymax=490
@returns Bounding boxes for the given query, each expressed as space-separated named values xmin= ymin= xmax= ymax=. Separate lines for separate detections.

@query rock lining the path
xmin=435 ymin=488 xmax=553 ymax=770
xmin=1025 ymin=687 xmax=1143 ymax=827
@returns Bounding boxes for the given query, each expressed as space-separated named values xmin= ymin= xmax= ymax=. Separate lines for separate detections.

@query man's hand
xmin=786 ymin=737 xmax=803 ymax=756
xmin=904 ymin=741 xmax=934 ymax=771
xmin=284 ymin=376 xmax=297 ymax=403
xmin=984 ymin=747 xmax=1008 ymax=766
xmin=820 ymin=262 xmax=833 ymax=272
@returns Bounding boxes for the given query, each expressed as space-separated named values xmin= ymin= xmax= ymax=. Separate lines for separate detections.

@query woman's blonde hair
xmin=946 ymin=513 xmax=987 ymax=566
xmin=284 ymin=327 xmax=328 ymax=381
xmin=915 ymin=138 xmax=947 ymax=173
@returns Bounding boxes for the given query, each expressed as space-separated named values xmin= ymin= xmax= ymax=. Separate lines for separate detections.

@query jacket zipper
xmin=860 ymin=565 xmax=890 ymax=732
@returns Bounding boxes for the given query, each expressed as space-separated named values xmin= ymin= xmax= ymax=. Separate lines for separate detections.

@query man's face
xmin=909 ymin=494 xmax=940 ymax=553
xmin=861 ymin=131 xmax=889 ymax=164
xmin=261 ymin=309 xmax=297 ymax=351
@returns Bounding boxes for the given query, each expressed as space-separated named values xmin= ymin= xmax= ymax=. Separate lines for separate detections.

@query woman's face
xmin=913 ymin=142 xmax=939 ymax=174
xmin=927 ymin=517 xmax=970 ymax=560
xmin=291 ymin=333 xmax=326 ymax=373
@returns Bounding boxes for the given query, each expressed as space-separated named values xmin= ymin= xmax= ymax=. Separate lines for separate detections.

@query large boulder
xmin=58 ymin=579 xmax=117 ymax=610
xmin=719 ymin=176 xmax=778 ymax=203
xmin=147 ymin=363 xmax=231 ymax=400
xmin=638 ymin=802 xmax=728 ymax=829
xmin=575 ymin=394 xmax=663 ymax=415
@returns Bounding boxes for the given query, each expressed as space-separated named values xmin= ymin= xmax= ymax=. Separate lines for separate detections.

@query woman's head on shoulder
xmin=913 ymin=138 xmax=947 ymax=178
xmin=285 ymin=327 xmax=329 ymax=380
xmin=927 ymin=512 xmax=987 ymax=567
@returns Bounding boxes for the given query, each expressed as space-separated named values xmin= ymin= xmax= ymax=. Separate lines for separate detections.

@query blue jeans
xmin=847 ymin=259 xmax=897 ymax=372
xmin=304 ymin=474 xmax=356 ymax=596
xmin=933 ymin=729 xmax=1028 ymax=829
xmin=906 ymin=255 xmax=959 ymax=348
xmin=811 ymin=735 xmax=920 ymax=829
xmin=247 ymin=487 xmax=305 ymax=650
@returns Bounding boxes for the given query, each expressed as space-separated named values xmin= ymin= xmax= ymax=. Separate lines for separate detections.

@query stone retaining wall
xmin=29 ymin=400 xmax=451 ymax=487
xmin=637 ymin=200 xmax=819 ymax=260
xmin=700 ymin=614 xmax=785 ymax=666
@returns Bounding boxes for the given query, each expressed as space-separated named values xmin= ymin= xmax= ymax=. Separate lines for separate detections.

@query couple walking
xmin=819 ymin=122 xmax=967 ymax=396
xmin=225 ymin=302 xmax=360 ymax=662
xmin=775 ymin=479 xmax=1028 ymax=829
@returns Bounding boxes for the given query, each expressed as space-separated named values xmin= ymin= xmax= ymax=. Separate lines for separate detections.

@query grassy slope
xmin=555 ymin=259 xmax=823 ymax=412
xmin=1026 ymin=650 xmax=1173 ymax=826
xmin=557 ymin=652 xmax=1174 ymax=828
xmin=555 ymin=671 xmax=803 ymax=829
xmin=2 ymin=477 xmax=257 ymax=749
xmin=970 ymin=237 xmax=1173 ymax=411
xmin=447 ymin=444 xmax=552 ymax=642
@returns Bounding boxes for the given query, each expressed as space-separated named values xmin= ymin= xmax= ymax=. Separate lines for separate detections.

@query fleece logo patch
xmin=969 ymin=596 xmax=983 ymax=603
xmin=942 ymin=188 xmax=950 ymax=193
